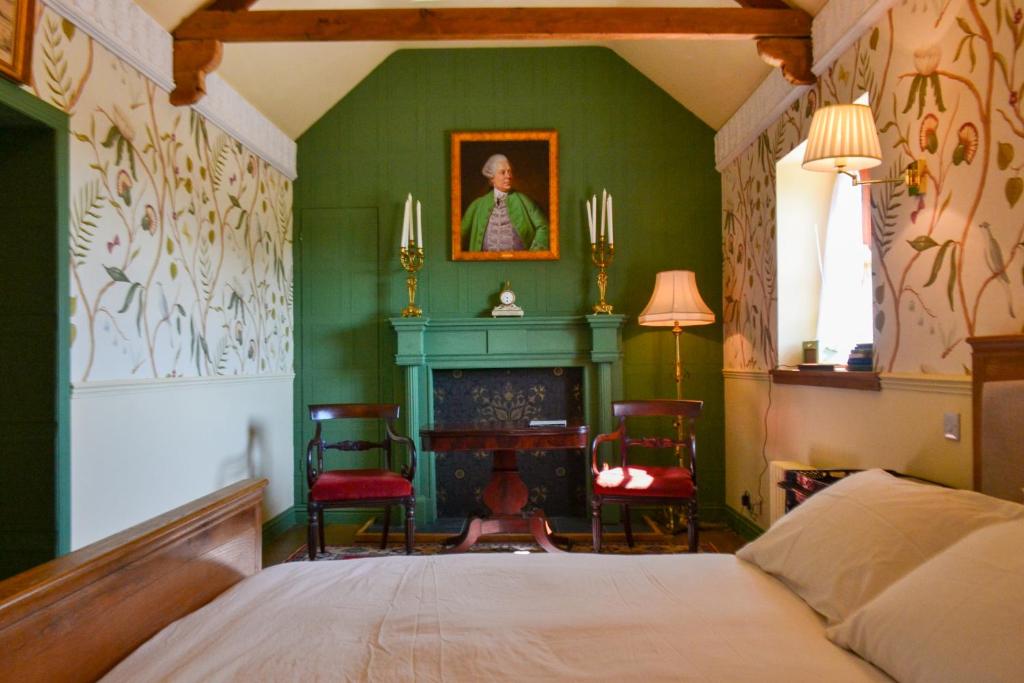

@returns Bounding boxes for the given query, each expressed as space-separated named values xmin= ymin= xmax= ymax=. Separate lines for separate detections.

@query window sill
xmin=770 ymin=368 xmax=881 ymax=391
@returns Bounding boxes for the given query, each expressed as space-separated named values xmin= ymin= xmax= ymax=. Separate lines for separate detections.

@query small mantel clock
xmin=491 ymin=281 xmax=524 ymax=317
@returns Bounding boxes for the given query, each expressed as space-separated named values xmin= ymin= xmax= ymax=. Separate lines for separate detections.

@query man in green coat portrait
xmin=461 ymin=154 xmax=549 ymax=252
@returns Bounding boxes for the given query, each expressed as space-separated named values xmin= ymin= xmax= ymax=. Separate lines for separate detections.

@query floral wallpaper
xmin=26 ymin=7 xmax=293 ymax=381
xmin=723 ymin=0 xmax=1024 ymax=374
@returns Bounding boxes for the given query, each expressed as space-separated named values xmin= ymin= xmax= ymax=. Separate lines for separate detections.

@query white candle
xmin=599 ymin=189 xmax=607 ymax=239
xmin=416 ymin=200 xmax=423 ymax=248
xmin=591 ymin=194 xmax=597 ymax=243
xmin=586 ymin=199 xmax=595 ymax=244
xmin=401 ymin=196 xmax=410 ymax=248
xmin=607 ymin=195 xmax=614 ymax=245
xmin=408 ymin=195 xmax=415 ymax=247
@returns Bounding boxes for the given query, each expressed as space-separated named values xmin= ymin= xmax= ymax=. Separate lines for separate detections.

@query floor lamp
xmin=638 ymin=270 xmax=715 ymax=531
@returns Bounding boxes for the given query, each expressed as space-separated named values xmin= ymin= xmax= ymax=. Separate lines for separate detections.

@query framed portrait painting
xmin=451 ymin=130 xmax=559 ymax=261
xmin=0 ymin=0 xmax=33 ymax=85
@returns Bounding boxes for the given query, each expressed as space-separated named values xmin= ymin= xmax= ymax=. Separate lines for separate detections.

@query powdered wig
xmin=481 ymin=154 xmax=510 ymax=179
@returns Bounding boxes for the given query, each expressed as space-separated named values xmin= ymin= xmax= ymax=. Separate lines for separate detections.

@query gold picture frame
xmin=0 ymin=0 xmax=34 ymax=85
xmin=451 ymin=129 xmax=559 ymax=261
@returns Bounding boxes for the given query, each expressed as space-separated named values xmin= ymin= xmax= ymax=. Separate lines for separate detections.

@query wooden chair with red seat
xmin=590 ymin=399 xmax=703 ymax=553
xmin=305 ymin=403 xmax=417 ymax=559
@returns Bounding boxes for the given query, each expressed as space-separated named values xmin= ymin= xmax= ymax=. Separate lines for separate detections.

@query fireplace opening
xmin=432 ymin=367 xmax=586 ymax=518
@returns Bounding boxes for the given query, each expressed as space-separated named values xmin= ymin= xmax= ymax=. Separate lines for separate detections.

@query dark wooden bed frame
xmin=967 ymin=335 xmax=1024 ymax=495
xmin=0 ymin=335 xmax=1020 ymax=680
xmin=0 ymin=478 xmax=265 ymax=681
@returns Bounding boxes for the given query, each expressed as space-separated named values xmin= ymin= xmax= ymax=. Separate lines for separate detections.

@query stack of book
xmin=846 ymin=343 xmax=874 ymax=371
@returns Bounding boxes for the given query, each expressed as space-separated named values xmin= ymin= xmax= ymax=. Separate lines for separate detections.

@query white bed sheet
xmin=105 ymin=554 xmax=890 ymax=682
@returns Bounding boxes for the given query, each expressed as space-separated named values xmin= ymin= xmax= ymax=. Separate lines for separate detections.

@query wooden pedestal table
xmin=419 ymin=422 xmax=589 ymax=553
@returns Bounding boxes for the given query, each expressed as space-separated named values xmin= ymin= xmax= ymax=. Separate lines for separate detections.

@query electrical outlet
xmin=943 ymin=412 xmax=961 ymax=441
xmin=741 ymin=491 xmax=752 ymax=511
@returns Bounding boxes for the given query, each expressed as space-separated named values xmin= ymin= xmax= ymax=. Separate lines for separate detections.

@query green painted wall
xmin=0 ymin=118 xmax=57 ymax=579
xmin=294 ymin=47 xmax=724 ymax=518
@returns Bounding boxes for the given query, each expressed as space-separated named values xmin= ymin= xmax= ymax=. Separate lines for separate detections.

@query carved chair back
xmin=591 ymin=399 xmax=703 ymax=478
xmin=306 ymin=403 xmax=416 ymax=488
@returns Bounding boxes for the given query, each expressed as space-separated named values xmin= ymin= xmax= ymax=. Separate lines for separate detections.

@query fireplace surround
xmin=391 ymin=315 xmax=625 ymax=526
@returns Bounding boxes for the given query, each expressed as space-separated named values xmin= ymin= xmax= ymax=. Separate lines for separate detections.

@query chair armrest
xmin=305 ymin=438 xmax=320 ymax=488
xmin=590 ymin=428 xmax=623 ymax=476
xmin=386 ymin=426 xmax=418 ymax=482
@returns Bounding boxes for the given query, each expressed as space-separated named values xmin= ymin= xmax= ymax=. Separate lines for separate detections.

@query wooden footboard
xmin=968 ymin=335 xmax=1024 ymax=498
xmin=0 ymin=478 xmax=267 ymax=682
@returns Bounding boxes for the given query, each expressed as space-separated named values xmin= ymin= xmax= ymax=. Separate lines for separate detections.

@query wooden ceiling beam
xmin=174 ymin=8 xmax=811 ymax=43
xmin=203 ymin=0 xmax=258 ymax=10
xmin=170 ymin=5 xmax=815 ymax=105
xmin=734 ymin=0 xmax=794 ymax=8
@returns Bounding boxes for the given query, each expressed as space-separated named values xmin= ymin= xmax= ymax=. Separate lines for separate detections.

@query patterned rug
xmin=287 ymin=539 xmax=719 ymax=562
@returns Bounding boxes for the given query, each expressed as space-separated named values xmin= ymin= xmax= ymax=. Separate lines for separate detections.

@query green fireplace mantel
xmin=390 ymin=314 xmax=626 ymax=525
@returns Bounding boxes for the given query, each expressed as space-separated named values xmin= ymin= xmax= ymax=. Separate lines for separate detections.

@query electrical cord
xmin=752 ymin=368 xmax=774 ymax=517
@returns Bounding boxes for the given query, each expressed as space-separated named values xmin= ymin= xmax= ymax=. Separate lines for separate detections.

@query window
xmin=776 ymin=96 xmax=874 ymax=372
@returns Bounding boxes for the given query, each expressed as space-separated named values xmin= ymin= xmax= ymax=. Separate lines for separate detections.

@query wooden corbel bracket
xmin=170 ymin=0 xmax=252 ymax=105
xmin=757 ymin=38 xmax=815 ymax=85
xmin=170 ymin=39 xmax=223 ymax=105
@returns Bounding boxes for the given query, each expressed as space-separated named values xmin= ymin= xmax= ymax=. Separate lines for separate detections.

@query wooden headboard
xmin=968 ymin=335 xmax=1024 ymax=501
xmin=0 ymin=478 xmax=266 ymax=682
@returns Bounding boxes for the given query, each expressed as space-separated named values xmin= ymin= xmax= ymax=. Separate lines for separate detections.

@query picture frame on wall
xmin=0 ymin=0 xmax=34 ymax=85
xmin=451 ymin=129 xmax=559 ymax=261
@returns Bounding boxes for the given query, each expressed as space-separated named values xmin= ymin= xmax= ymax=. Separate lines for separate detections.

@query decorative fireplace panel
xmin=432 ymin=367 xmax=586 ymax=517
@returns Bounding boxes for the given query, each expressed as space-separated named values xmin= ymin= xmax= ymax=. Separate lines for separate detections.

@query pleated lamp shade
xmin=638 ymin=271 xmax=715 ymax=327
xmin=802 ymin=104 xmax=883 ymax=173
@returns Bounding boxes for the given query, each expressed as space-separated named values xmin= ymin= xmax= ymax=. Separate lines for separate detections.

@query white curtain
xmin=815 ymin=176 xmax=873 ymax=363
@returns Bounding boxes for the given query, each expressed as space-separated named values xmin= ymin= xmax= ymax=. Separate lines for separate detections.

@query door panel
xmin=0 ymin=124 xmax=57 ymax=579
xmin=299 ymin=208 xmax=382 ymax=468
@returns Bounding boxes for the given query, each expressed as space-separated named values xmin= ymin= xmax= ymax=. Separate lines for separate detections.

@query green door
xmin=0 ymin=112 xmax=58 ymax=578
xmin=297 ymin=208 xmax=384 ymax=482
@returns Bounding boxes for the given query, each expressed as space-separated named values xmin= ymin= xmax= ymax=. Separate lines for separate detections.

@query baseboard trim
xmin=292 ymin=507 xmax=375 ymax=526
xmin=262 ymin=506 xmax=375 ymax=543
xmin=723 ymin=504 xmax=764 ymax=541
xmin=261 ymin=507 xmax=297 ymax=547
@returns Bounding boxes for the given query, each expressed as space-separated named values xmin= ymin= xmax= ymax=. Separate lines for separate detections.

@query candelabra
xmin=399 ymin=244 xmax=424 ymax=317
xmin=590 ymin=237 xmax=615 ymax=314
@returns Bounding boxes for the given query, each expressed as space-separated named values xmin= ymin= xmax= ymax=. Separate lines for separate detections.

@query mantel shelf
xmin=390 ymin=314 xmax=627 ymax=367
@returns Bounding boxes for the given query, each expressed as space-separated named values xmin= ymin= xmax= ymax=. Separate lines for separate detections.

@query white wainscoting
xmin=70 ymin=374 xmax=294 ymax=549
xmin=723 ymin=369 xmax=972 ymax=530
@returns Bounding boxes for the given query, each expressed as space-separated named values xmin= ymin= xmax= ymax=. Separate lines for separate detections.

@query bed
xmin=2 ymin=335 xmax=1022 ymax=682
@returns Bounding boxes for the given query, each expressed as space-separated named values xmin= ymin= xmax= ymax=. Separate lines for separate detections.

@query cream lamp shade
xmin=802 ymin=104 xmax=883 ymax=173
xmin=638 ymin=270 xmax=715 ymax=327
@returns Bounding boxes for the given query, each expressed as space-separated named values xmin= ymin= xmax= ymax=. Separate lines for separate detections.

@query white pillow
xmin=827 ymin=520 xmax=1024 ymax=683
xmin=736 ymin=469 xmax=1024 ymax=624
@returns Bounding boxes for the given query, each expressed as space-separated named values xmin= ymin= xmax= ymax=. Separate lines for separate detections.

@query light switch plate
xmin=943 ymin=412 xmax=961 ymax=441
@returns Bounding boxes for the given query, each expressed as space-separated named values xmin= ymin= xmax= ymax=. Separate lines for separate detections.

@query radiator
xmin=768 ymin=460 xmax=813 ymax=526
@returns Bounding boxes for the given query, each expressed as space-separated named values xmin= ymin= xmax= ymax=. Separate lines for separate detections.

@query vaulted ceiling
xmin=134 ymin=0 xmax=825 ymax=139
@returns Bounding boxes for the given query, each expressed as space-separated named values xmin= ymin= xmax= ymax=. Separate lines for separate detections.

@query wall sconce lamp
xmin=802 ymin=103 xmax=926 ymax=196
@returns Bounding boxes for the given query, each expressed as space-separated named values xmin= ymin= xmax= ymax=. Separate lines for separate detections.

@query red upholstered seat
xmin=593 ymin=465 xmax=694 ymax=498
xmin=310 ymin=469 xmax=413 ymax=502
xmin=590 ymin=400 xmax=704 ymax=553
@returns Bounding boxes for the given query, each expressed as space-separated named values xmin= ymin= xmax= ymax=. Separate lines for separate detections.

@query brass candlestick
xmin=590 ymin=237 xmax=615 ymax=314
xmin=399 ymin=244 xmax=424 ymax=317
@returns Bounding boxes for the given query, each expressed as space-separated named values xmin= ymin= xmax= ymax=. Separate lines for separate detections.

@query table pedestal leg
xmin=442 ymin=449 xmax=568 ymax=553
